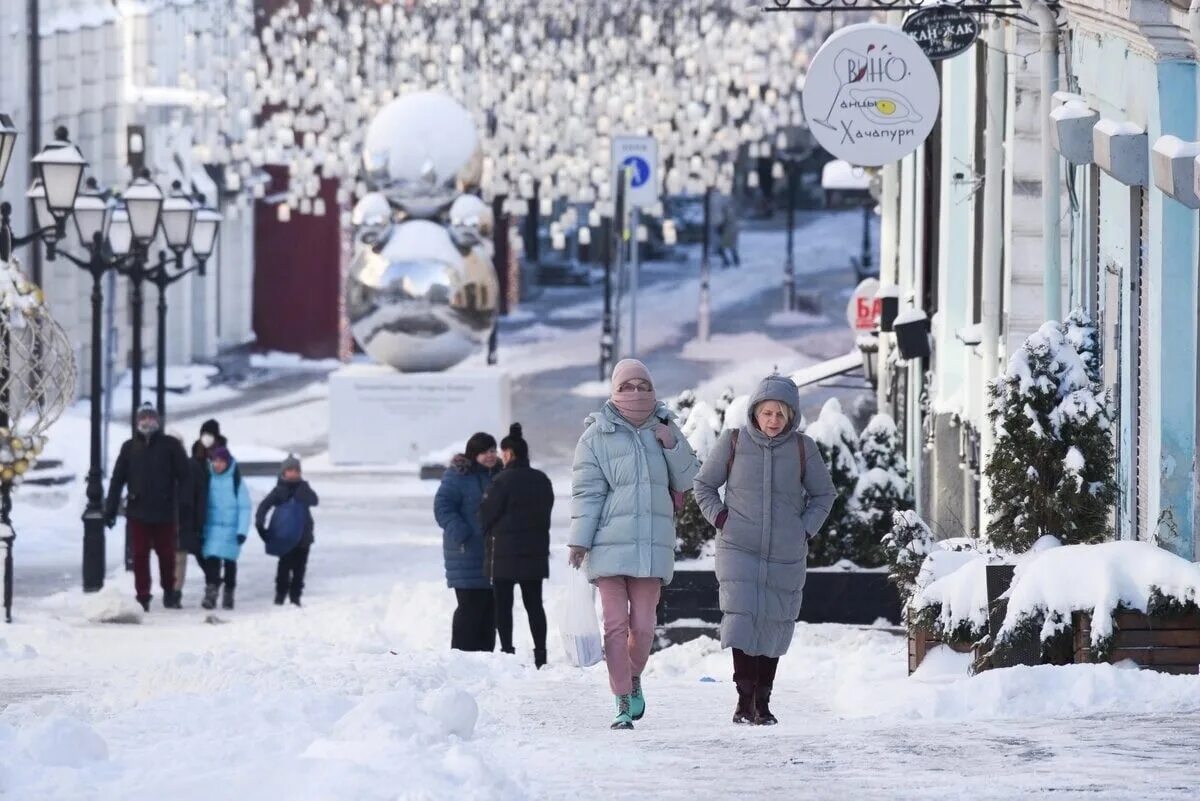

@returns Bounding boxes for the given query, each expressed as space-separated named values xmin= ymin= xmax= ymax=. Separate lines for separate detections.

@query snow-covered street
xmin=2 ymin=219 xmax=1199 ymax=800
xmin=4 ymin=473 xmax=1200 ymax=800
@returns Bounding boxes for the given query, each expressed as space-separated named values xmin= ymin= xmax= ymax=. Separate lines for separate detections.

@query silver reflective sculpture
xmin=349 ymin=92 xmax=497 ymax=372
xmin=347 ymin=220 xmax=499 ymax=372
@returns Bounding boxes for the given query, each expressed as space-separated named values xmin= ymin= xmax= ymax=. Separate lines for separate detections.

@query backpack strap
xmin=797 ymin=433 xmax=806 ymax=481
xmin=726 ymin=429 xmax=739 ymax=477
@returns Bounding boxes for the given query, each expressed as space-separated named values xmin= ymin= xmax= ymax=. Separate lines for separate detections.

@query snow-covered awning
xmin=790 ymin=351 xmax=863 ymax=390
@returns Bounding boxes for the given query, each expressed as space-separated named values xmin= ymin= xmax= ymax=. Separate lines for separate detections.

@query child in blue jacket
xmin=201 ymin=447 xmax=251 ymax=610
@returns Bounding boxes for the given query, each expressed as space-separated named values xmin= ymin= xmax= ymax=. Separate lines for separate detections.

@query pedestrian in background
xmin=195 ymin=418 xmax=226 ymax=457
xmin=434 ymin=432 xmax=501 ymax=652
xmin=201 ymin=446 xmax=251 ymax=611
xmin=693 ymin=375 xmax=836 ymax=726
xmin=719 ymin=198 xmax=741 ymax=268
xmin=256 ymin=454 xmax=319 ymax=606
xmin=104 ymin=404 xmax=190 ymax=612
xmin=169 ymin=434 xmax=209 ymax=607
xmin=569 ymin=359 xmax=700 ymax=729
xmin=480 ymin=423 xmax=554 ymax=668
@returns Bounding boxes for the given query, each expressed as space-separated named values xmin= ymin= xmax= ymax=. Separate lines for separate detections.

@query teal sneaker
xmin=611 ymin=694 xmax=634 ymax=730
xmin=629 ymin=676 xmax=646 ymax=721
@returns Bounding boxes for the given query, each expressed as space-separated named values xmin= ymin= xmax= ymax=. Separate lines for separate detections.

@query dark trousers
xmin=276 ymin=544 xmax=310 ymax=601
xmin=732 ymin=648 xmax=780 ymax=687
xmin=203 ymin=557 xmax=238 ymax=588
xmin=452 ymin=588 xmax=496 ymax=652
xmin=130 ymin=520 xmax=177 ymax=600
xmin=493 ymin=579 xmax=547 ymax=654
xmin=719 ymin=246 xmax=740 ymax=267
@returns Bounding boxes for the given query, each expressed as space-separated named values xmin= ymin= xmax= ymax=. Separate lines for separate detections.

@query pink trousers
xmin=596 ymin=576 xmax=663 ymax=696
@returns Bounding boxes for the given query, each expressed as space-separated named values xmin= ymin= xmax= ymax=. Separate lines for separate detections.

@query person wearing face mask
xmin=104 ymin=404 xmax=192 ymax=612
xmin=434 ymin=432 xmax=501 ymax=652
xmin=692 ymin=375 xmax=835 ymax=726
xmin=195 ymin=419 xmax=226 ymax=456
xmin=569 ymin=359 xmax=700 ymax=730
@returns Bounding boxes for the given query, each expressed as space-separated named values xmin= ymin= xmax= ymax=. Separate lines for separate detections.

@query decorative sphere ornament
xmin=362 ymin=92 xmax=483 ymax=218
xmin=346 ymin=220 xmax=498 ymax=372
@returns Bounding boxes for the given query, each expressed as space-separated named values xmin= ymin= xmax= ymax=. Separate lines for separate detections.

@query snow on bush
xmin=805 ymin=398 xmax=863 ymax=566
xmin=846 ymin=415 xmax=912 ymax=567
xmin=912 ymin=551 xmax=992 ymax=643
xmin=998 ymin=541 xmax=1200 ymax=650
xmin=883 ymin=509 xmax=935 ymax=603
xmin=985 ymin=312 xmax=1116 ymax=552
xmin=679 ymin=400 xmax=723 ymax=462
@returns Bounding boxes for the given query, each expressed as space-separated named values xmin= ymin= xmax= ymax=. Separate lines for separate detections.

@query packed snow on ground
xmin=999 ymin=540 xmax=1200 ymax=645
xmin=249 ymin=351 xmax=344 ymax=371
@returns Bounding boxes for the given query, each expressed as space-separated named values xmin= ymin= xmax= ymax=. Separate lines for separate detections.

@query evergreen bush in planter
xmin=846 ymin=415 xmax=913 ymax=568
xmin=805 ymin=398 xmax=862 ymax=567
xmin=984 ymin=312 xmax=1117 ymax=552
xmin=675 ymin=490 xmax=716 ymax=559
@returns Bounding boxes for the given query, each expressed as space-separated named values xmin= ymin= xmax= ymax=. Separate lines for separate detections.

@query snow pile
xmin=0 ymin=638 xmax=38 ymax=661
xmin=680 ymin=400 xmax=723 ymax=461
xmin=16 ymin=716 xmax=109 ymax=768
xmin=999 ymin=540 xmax=1200 ymax=646
xmin=913 ymin=552 xmax=991 ymax=640
xmin=80 ymin=585 xmax=144 ymax=624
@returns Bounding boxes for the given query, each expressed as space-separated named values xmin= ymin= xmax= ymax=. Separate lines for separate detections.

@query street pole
xmin=784 ymin=160 xmax=797 ymax=311
xmin=81 ymin=233 xmax=108 ymax=592
xmin=612 ymin=171 xmax=627 ymax=362
xmin=155 ymin=258 xmax=168 ymax=421
xmin=698 ymin=186 xmax=712 ymax=342
xmin=0 ymin=323 xmax=11 ymax=621
xmin=861 ymin=203 xmax=873 ymax=276
xmin=599 ymin=214 xmax=614 ymax=381
xmin=629 ymin=205 xmax=639 ymax=358
xmin=129 ymin=251 xmax=145 ymax=433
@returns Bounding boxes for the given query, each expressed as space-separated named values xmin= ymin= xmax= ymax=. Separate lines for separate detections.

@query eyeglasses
xmin=618 ymin=381 xmax=653 ymax=393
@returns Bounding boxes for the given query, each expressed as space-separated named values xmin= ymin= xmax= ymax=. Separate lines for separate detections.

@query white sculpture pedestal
xmin=328 ymin=365 xmax=512 ymax=466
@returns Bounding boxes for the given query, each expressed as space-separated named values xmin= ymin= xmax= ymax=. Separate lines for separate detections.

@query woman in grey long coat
xmin=693 ymin=375 xmax=835 ymax=725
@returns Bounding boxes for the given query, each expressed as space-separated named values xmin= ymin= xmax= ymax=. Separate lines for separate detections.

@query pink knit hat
xmin=610 ymin=359 xmax=653 ymax=394
xmin=610 ymin=359 xmax=657 ymax=426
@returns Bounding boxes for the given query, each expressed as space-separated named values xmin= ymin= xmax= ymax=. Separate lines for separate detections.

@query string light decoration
xmin=234 ymin=1 xmax=835 ymax=230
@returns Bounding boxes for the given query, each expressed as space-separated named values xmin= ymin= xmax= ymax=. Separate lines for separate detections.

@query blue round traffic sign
xmin=621 ymin=155 xmax=652 ymax=188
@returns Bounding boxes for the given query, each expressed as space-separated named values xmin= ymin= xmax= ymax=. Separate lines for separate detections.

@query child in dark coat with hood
xmin=255 ymin=454 xmax=319 ymax=606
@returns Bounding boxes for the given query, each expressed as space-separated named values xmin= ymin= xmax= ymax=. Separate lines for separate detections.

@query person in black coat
xmin=255 ymin=454 xmax=319 ymax=606
xmin=105 ymin=404 xmax=191 ymax=611
xmin=479 ymin=423 xmax=555 ymax=667
xmin=171 ymin=438 xmax=210 ymax=607
xmin=194 ymin=418 xmax=227 ymax=458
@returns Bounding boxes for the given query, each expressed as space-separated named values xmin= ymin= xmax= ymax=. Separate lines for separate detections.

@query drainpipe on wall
xmin=1020 ymin=0 xmax=1063 ymax=323
xmin=978 ymin=19 xmax=1007 ymax=537
xmin=1190 ymin=1 xmax=1200 ymax=52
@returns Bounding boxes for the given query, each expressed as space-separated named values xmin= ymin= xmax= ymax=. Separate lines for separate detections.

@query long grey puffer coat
xmin=693 ymin=376 xmax=836 ymax=657
xmin=569 ymin=401 xmax=700 ymax=584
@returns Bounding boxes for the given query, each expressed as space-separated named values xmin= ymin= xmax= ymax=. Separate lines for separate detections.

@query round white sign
xmin=802 ymin=23 xmax=941 ymax=167
xmin=846 ymin=278 xmax=881 ymax=332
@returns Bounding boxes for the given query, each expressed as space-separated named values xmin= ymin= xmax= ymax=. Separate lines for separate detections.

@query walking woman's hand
xmin=568 ymin=545 xmax=588 ymax=569
xmin=654 ymin=423 xmax=676 ymax=449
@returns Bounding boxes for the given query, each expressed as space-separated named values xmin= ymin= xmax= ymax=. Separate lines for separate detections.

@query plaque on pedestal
xmin=329 ymin=365 xmax=512 ymax=466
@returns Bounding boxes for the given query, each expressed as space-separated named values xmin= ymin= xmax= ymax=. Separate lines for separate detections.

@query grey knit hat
xmin=280 ymin=454 xmax=301 ymax=477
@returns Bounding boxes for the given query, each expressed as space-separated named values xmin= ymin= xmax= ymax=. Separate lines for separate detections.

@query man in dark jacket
xmin=105 ymin=404 xmax=191 ymax=611
xmin=480 ymin=423 xmax=554 ymax=667
xmin=255 ymin=454 xmax=319 ymax=606
xmin=434 ymin=432 xmax=500 ymax=652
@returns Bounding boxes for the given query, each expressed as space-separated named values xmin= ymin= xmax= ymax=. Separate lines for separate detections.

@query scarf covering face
xmin=610 ymin=358 xmax=657 ymax=427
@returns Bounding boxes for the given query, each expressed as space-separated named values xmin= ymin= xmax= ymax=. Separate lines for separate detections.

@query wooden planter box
xmin=1072 ymin=611 xmax=1200 ymax=675
xmin=907 ymin=624 xmax=974 ymax=675
xmin=658 ymin=568 xmax=903 ymax=649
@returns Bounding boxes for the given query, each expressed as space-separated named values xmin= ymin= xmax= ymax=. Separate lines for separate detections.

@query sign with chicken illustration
xmin=802 ymin=23 xmax=940 ymax=167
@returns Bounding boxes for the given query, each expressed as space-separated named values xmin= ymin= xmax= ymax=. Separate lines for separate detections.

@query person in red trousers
xmin=105 ymin=404 xmax=192 ymax=611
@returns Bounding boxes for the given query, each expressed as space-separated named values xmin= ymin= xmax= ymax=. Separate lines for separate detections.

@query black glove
xmin=237 ymin=535 xmax=247 ymax=545
xmin=256 ymin=523 xmax=268 ymax=539
xmin=104 ymin=515 xmax=116 ymax=530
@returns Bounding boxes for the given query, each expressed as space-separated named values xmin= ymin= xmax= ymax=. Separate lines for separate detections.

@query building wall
xmin=0 ymin=0 xmax=256 ymax=402
xmin=1063 ymin=2 xmax=1199 ymax=558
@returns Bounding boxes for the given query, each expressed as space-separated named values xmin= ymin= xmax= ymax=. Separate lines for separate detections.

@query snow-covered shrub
xmin=713 ymin=387 xmax=736 ymax=428
xmin=884 ymin=509 xmax=934 ymax=605
xmin=675 ymin=491 xmax=716 ymax=559
xmin=805 ymin=398 xmax=862 ymax=566
xmin=985 ymin=312 xmax=1117 ymax=552
xmin=680 ymin=400 xmax=723 ymax=463
xmin=845 ymin=415 xmax=913 ymax=567
xmin=910 ymin=550 xmax=991 ymax=645
xmin=997 ymin=540 xmax=1200 ymax=656
xmin=668 ymin=389 xmax=697 ymax=427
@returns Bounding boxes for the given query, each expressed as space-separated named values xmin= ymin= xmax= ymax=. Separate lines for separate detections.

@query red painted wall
xmin=252 ymin=165 xmax=342 ymax=358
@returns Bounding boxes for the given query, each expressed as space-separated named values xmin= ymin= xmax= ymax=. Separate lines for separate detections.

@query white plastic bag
xmin=559 ymin=567 xmax=604 ymax=668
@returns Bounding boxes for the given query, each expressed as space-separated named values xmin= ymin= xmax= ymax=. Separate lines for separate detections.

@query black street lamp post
xmin=118 ymin=173 xmax=165 ymax=433
xmin=782 ymin=157 xmax=799 ymax=312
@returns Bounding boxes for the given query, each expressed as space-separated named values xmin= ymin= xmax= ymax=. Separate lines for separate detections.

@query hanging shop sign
xmin=801 ymin=23 xmax=940 ymax=167
xmin=846 ymin=278 xmax=882 ymax=332
xmin=902 ymin=5 xmax=980 ymax=61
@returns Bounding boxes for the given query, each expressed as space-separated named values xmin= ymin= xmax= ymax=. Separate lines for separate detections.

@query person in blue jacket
xmin=434 ymin=432 xmax=500 ymax=652
xmin=201 ymin=446 xmax=252 ymax=611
